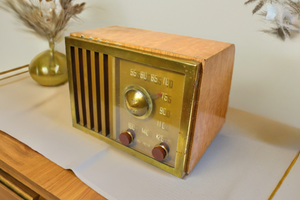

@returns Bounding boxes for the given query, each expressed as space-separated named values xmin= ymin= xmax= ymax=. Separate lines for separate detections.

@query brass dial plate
xmin=111 ymin=58 xmax=185 ymax=167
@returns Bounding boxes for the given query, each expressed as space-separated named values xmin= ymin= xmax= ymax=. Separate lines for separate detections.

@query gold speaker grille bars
xmin=70 ymin=47 xmax=109 ymax=136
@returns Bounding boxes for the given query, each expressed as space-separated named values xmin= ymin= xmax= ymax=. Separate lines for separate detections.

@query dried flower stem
xmin=0 ymin=0 xmax=86 ymax=42
xmin=245 ymin=0 xmax=300 ymax=40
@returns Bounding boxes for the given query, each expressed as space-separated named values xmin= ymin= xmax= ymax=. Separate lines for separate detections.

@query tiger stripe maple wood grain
xmin=71 ymin=26 xmax=232 ymax=63
xmin=0 ymin=130 xmax=106 ymax=200
xmin=187 ymin=44 xmax=235 ymax=173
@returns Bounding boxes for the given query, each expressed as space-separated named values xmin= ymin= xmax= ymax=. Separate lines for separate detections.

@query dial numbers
xmin=113 ymin=59 xmax=185 ymax=167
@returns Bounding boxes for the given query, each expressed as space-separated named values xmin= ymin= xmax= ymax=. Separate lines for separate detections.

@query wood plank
xmin=0 ymin=182 xmax=24 ymax=200
xmin=0 ymin=169 xmax=40 ymax=200
xmin=0 ymin=130 xmax=106 ymax=200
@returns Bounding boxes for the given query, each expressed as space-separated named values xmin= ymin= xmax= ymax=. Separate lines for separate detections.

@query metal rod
xmin=0 ymin=71 xmax=29 ymax=81
xmin=0 ymin=64 xmax=29 ymax=76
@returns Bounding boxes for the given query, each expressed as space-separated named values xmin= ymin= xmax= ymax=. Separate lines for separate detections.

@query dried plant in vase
xmin=1 ymin=0 xmax=86 ymax=86
xmin=245 ymin=0 xmax=300 ymax=40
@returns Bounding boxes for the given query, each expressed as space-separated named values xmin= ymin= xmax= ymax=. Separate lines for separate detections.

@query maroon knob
xmin=119 ymin=130 xmax=134 ymax=146
xmin=152 ymin=143 xmax=169 ymax=161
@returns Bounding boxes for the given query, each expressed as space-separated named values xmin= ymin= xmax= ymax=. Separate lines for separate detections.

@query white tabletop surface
xmin=0 ymin=73 xmax=299 ymax=200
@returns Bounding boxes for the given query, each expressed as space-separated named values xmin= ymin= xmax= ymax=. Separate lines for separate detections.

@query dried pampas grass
xmin=245 ymin=0 xmax=300 ymax=40
xmin=0 ymin=0 xmax=86 ymax=42
xmin=245 ymin=0 xmax=277 ymax=14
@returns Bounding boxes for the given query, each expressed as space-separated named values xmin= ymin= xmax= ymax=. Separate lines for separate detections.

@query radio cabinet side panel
xmin=187 ymin=44 xmax=235 ymax=174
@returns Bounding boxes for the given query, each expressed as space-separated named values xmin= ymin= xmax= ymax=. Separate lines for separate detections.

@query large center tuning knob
xmin=124 ymin=85 xmax=153 ymax=119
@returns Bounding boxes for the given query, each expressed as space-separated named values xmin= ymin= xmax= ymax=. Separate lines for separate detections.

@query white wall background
xmin=0 ymin=0 xmax=299 ymax=129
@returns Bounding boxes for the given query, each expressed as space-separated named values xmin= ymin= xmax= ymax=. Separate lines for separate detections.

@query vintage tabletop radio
xmin=65 ymin=26 xmax=235 ymax=178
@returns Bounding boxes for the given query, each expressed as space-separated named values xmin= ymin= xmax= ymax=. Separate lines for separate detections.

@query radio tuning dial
xmin=125 ymin=90 xmax=148 ymax=116
xmin=119 ymin=129 xmax=135 ymax=146
xmin=124 ymin=85 xmax=153 ymax=119
xmin=152 ymin=143 xmax=169 ymax=161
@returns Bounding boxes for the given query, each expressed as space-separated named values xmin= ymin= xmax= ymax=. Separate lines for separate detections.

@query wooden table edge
xmin=0 ymin=130 xmax=106 ymax=200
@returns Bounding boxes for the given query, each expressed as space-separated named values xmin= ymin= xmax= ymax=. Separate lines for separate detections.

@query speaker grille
xmin=70 ymin=46 xmax=109 ymax=135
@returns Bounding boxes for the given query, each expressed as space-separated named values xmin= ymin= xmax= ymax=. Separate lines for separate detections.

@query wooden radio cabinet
xmin=66 ymin=26 xmax=235 ymax=178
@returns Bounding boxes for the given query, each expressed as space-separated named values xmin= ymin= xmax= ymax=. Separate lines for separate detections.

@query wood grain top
xmin=0 ymin=130 xmax=106 ymax=200
xmin=70 ymin=26 xmax=233 ymax=64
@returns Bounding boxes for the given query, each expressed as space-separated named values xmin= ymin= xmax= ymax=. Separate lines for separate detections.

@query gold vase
xmin=29 ymin=39 xmax=68 ymax=86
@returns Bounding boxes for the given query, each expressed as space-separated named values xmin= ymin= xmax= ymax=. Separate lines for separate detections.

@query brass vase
xmin=29 ymin=39 xmax=68 ymax=86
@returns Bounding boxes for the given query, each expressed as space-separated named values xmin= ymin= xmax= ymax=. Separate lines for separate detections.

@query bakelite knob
xmin=152 ymin=143 xmax=169 ymax=161
xmin=119 ymin=129 xmax=134 ymax=146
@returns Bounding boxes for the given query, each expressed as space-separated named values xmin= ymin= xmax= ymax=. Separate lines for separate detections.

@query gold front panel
xmin=110 ymin=58 xmax=185 ymax=167
xmin=65 ymin=36 xmax=201 ymax=178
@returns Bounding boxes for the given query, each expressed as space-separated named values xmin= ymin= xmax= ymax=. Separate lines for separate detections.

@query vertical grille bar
xmin=100 ymin=53 xmax=108 ymax=136
xmin=70 ymin=47 xmax=79 ymax=123
xmin=91 ymin=51 xmax=101 ymax=133
xmin=107 ymin=55 xmax=114 ymax=138
xmin=82 ymin=50 xmax=92 ymax=129
xmin=72 ymin=47 xmax=110 ymax=135
xmin=74 ymin=47 xmax=85 ymax=126
xmin=87 ymin=51 xmax=94 ymax=130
